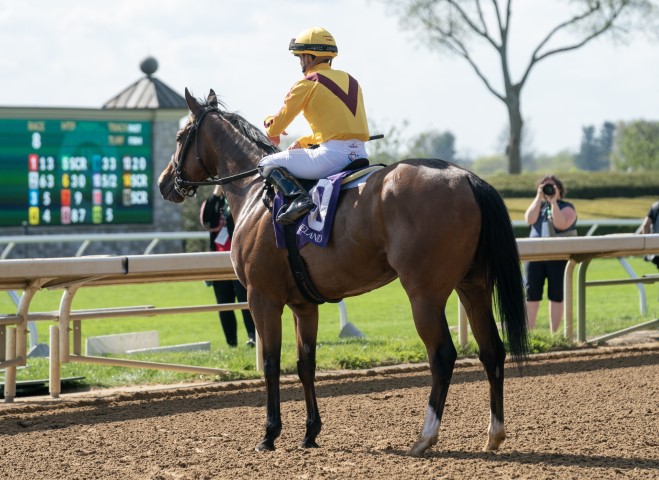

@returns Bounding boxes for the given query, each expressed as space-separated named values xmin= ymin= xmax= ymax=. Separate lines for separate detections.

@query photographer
xmin=523 ymin=175 xmax=578 ymax=333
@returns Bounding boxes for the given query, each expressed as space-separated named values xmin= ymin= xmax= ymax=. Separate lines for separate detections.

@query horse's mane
xmin=199 ymin=97 xmax=280 ymax=156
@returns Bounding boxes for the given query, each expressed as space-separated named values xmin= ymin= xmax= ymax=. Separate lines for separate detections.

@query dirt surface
xmin=1 ymin=345 xmax=658 ymax=480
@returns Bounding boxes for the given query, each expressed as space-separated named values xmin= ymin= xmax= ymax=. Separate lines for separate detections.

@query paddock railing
xmin=0 ymin=231 xmax=208 ymax=259
xmin=2 ymin=234 xmax=659 ymax=403
xmin=0 ymin=252 xmax=239 ymax=402
xmin=0 ymin=219 xmax=643 ymax=259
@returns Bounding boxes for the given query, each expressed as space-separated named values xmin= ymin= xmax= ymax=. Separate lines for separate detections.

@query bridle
xmin=173 ymin=106 xmax=258 ymax=198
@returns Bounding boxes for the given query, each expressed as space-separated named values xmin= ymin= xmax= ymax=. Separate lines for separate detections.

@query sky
xmin=1 ymin=0 xmax=658 ymax=159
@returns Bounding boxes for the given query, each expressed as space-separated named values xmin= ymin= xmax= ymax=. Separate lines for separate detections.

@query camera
xmin=542 ymin=184 xmax=555 ymax=196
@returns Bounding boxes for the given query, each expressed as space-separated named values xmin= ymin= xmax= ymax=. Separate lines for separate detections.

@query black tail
xmin=467 ymin=174 xmax=529 ymax=364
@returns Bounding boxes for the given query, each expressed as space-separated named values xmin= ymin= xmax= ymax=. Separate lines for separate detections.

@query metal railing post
xmin=458 ymin=298 xmax=469 ymax=348
xmin=4 ymin=327 xmax=16 ymax=403
xmin=49 ymin=325 xmax=60 ymax=399
xmin=577 ymin=258 xmax=592 ymax=343
xmin=563 ymin=259 xmax=577 ymax=340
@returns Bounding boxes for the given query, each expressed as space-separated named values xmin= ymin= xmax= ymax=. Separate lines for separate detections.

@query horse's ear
xmin=208 ymin=89 xmax=218 ymax=107
xmin=184 ymin=87 xmax=203 ymax=116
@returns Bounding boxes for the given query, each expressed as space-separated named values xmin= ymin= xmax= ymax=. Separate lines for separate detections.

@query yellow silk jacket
xmin=264 ymin=63 xmax=369 ymax=147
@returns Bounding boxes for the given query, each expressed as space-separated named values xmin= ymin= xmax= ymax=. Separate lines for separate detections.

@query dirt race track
xmin=1 ymin=345 xmax=658 ymax=480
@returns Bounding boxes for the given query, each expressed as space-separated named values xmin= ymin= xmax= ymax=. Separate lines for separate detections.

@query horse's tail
xmin=466 ymin=173 xmax=529 ymax=364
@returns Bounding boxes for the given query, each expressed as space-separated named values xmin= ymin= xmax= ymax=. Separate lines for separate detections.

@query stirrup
xmin=276 ymin=197 xmax=314 ymax=225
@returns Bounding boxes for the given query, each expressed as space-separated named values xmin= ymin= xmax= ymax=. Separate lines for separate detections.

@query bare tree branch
xmin=445 ymin=0 xmax=500 ymax=50
xmin=491 ymin=0 xmax=503 ymax=34
xmin=448 ymin=35 xmax=507 ymax=102
xmin=475 ymin=0 xmax=489 ymax=35
xmin=518 ymin=2 xmax=626 ymax=88
xmin=415 ymin=1 xmax=505 ymax=101
xmin=505 ymin=0 xmax=513 ymax=36
xmin=531 ymin=3 xmax=601 ymax=63
xmin=534 ymin=8 xmax=625 ymax=62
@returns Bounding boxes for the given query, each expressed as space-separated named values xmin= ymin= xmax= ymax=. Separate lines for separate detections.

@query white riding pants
xmin=258 ymin=139 xmax=367 ymax=180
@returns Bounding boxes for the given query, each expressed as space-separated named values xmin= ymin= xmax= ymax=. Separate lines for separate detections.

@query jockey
xmin=258 ymin=26 xmax=370 ymax=225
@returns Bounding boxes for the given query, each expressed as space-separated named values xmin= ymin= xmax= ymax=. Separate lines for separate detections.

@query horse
xmin=158 ymin=89 xmax=529 ymax=457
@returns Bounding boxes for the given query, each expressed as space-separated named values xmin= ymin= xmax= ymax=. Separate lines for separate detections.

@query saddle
xmin=262 ymin=159 xmax=383 ymax=304
xmin=261 ymin=158 xmax=375 ymax=210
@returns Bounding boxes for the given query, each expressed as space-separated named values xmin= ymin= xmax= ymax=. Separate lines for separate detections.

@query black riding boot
xmin=259 ymin=165 xmax=315 ymax=225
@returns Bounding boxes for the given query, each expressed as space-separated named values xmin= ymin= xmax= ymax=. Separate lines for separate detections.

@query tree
xmin=471 ymin=153 xmax=508 ymax=175
xmin=612 ymin=120 xmax=659 ymax=171
xmin=496 ymin=121 xmax=535 ymax=170
xmin=383 ymin=0 xmax=659 ymax=173
xmin=532 ymin=150 xmax=577 ymax=173
xmin=576 ymin=125 xmax=598 ymax=170
xmin=597 ymin=121 xmax=616 ymax=169
xmin=406 ymin=130 xmax=456 ymax=161
xmin=576 ymin=121 xmax=615 ymax=170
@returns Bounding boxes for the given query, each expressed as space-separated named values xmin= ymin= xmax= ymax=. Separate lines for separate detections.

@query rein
xmin=177 ymin=169 xmax=259 ymax=188
xmin=173 ymin=106 xmax=259 ymax=197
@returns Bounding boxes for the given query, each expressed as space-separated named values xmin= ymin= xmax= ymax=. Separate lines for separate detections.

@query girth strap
xmin=284 ymin=224 xmax=342 ymax=305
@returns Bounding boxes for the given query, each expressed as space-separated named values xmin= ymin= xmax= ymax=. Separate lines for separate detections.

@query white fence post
xmin=458 ymin=298 xmax=469 ymax=348
xmin=49 ymin=325 xmax=60 ymax=399
xmin=4 ymin=327 xmax=16 ymax=403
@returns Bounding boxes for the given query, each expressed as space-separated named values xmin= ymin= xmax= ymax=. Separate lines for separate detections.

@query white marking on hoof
xmin=484 ymin=413 xmax=506 ymax=451
xmin=408 ymin=405 xmax=440 ymax=457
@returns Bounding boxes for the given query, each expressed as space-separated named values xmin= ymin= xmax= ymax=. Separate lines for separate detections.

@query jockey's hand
xmin=288 ymin=140 xmax=302 ymax=150
xmin=268 ymin=130 xmax=287 ymax=146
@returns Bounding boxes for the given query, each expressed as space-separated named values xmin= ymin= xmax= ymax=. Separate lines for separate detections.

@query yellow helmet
xmin=288 ymin=27 xmax=338 ymax=58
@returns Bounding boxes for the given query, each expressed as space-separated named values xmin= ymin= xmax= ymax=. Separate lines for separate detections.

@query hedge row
xmin=484 ymin=171 xmax=659 ymax=199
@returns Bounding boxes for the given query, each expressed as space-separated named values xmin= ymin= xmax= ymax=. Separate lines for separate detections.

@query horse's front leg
xmin=251 ymin=298 xmax=284 ymax=452
xmin=292 ymin=305 xmax=321 ymax=448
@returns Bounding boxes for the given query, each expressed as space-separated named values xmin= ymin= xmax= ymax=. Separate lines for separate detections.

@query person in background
xmin=200 ymin=185 xmax=256 ymax=347
xmin=523 ymin=174 xmax=578 ymax=333
xmin=640 ymin=200 xmax=659 ymax=268
xmin=641 ymin=200 xmax=659 ymax=234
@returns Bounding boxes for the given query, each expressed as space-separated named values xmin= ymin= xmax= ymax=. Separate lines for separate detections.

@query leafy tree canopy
xmin=613 ymin=120 xmax=659 ymax=171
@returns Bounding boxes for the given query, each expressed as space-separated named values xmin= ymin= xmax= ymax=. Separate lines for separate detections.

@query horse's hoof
xmin=299 ymin=439 xmax=319 ymax=449
xmin=406 ymin=443 xmax=427 ymax=458
xmin=483 ymin=434 xmax=505 ymax=451
xmin=483 ymin=441 xmax=498 ymax=451
xmin=255 ymin=440 xmax=276 ymax=452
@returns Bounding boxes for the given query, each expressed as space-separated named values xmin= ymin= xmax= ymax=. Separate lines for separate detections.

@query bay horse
xmin=158 ymin=89 xmax=529 ymax=457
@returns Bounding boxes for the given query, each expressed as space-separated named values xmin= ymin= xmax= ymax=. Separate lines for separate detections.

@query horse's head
xmin=158 ymin=88 xmax=222 ymax=203
xmin=159 ymin=88 xmax=280 ymax=204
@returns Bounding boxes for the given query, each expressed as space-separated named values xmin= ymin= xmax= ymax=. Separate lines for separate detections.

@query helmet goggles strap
xmin=288 ymin=39 xmax=338 ymax=55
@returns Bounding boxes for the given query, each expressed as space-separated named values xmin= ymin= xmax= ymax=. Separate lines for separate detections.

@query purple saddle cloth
xmin=273 ymin=171 xmax=350 ymax=250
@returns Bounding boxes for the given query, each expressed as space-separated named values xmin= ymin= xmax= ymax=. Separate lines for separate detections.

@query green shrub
xmin=485 ymin=171 xmax=659 ymax=199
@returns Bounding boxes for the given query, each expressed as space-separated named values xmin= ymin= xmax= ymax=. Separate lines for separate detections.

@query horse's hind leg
xmin=405 ymin=292 xmax=456 ymax=458
xmin=292 ymin=305 xmax=322 ymax=448
xmin=457 ymin=283 xmax=507 ymax=451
